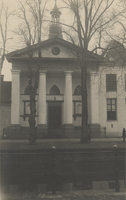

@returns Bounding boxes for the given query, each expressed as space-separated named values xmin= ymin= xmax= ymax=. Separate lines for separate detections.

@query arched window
xmin=50 ymin=85 xmax=60 ymax=95
xmin=74 ymin=85 xmax=81 ymax=95
xmin=24 ymin=85 xmax=30 ymax=95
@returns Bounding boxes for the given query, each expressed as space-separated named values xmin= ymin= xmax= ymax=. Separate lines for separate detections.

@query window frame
xmin=107 ymin=98 xmax=117 ymax=121
xmin=106 ymin=74 xmax=117 ymax=92
xmin=73 ymin=100 xmax=82 ymax=120
xmin=20 ymin=100 xmax=38 ymax=121
xmin=50 ymin=85 xmax=60 ymax=95
xmin=74 ymin=85 xmax=81 ymax=95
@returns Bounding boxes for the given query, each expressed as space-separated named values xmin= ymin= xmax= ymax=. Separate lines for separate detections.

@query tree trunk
xmin=80 ymin=61 xmax=88 ymax=144
xmin=28 ymin=83 xmax=37 ymax=144
xmin=27 ymin=54 xmax=37 ymax=144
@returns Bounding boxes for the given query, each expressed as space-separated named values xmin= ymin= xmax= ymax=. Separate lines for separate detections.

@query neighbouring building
xmin=0 ymin=2 xmax=126 ymax=139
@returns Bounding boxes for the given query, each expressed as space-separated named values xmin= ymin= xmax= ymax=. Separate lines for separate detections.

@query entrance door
xmin=48 ymin=106 xmax=61 ymax=129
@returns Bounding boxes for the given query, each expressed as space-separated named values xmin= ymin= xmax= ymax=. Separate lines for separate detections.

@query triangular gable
xmin=6 ymin=37 xmax=101 ymax=61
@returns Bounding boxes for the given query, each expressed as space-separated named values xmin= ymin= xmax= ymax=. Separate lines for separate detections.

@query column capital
xmin=11 ymin=69 xmax=21 ymax=75
xmin=39 ymin=70 xmax=47 ymax=75
xmin=64 ymin=70 xmax=73 ymax=75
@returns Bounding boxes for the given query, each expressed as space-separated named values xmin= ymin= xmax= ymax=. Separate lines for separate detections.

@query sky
xmin=0 ymin=0 xmax=124 ymax=81
xmin=1 ymin=0 xmax=70 ymax=81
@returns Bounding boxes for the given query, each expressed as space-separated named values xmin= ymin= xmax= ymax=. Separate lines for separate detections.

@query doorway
xmin=48 ymin=103 xmax=62 ymax=129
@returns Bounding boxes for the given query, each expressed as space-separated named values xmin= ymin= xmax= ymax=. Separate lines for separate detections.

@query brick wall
xmin=0 ymin=105 xmax=11 ymax=138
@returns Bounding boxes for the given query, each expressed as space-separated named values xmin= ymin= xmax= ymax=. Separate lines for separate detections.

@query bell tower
xmin=49 ymin=0 xmax=63 ymax=39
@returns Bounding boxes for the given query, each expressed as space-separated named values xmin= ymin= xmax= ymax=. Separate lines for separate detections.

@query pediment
xmin=6 ymin=37 xmax=101 ymax=61
xmin=32 ymin=41 xmax=76 ymax=59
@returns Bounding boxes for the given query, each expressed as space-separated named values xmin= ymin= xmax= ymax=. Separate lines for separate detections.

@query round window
xmin=52 ymin=47 xmax=60 ymax=55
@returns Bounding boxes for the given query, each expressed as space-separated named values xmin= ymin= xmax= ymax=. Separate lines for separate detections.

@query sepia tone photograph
xmin=0 ymin=0 xmax=126 ymax=199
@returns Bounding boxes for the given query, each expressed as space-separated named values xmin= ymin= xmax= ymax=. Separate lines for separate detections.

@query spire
xmin=53 ymin=0 xmax=58 ymax=11
xmin=49 ymin=0 xmax=63 ymax=39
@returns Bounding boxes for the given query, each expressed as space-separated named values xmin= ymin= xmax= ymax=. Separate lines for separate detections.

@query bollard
xmin=113 ymin=145 xmax=119 ymax=192
xmin=52 ymin=146 xmax=56 ymax=195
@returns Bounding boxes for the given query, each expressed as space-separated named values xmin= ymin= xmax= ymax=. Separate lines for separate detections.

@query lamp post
xmin=52 ymin=146 xmax=56 ymax=195
xmin=113 ymin=145 xmax=119 ymax=192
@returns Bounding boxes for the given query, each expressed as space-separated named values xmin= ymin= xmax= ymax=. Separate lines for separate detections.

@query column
xmin=90 ymin=72 xmax=100 ymax=137
xmin=11 ymin=70 xmax=21 ymax=126
xmin=37 ymin=70 xmax=47 ymax=135
xmin=64 ymin=71 xmax=74 ymax=136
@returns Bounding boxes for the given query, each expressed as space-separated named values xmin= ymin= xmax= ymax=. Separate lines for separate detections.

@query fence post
xmin=113 ymin=145 xmax=119 ymax=192
xmin=52 ymin=146 xmax=56 ymax=195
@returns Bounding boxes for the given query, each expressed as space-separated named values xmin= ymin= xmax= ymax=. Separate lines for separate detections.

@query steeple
xmin=49 ymin=0 xmax=63 ymax=39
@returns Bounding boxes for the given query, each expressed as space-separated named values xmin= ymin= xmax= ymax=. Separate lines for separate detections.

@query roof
xmin=102 ymin=40 xmax=126 ymax=64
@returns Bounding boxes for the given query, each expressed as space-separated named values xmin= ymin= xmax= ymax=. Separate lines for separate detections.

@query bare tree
xmin=16 ymin=0 xmax=48 ymax=144
xmin=62 ymin=0 xmax=124 ymax=143
xmin=0 ymin=0 xmax=13 ymax=103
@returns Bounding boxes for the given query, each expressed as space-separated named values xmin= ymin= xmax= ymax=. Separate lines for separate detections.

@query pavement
xmin=0 ymin=137 xmax=124 ymax=143
xmin=0 ymin=137 xmax=125 ymax=151
xmin=0 ymin=189 xmax=126 ymax=200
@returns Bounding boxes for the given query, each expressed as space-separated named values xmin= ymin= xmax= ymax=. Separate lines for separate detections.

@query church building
xmin=1 ymin=1 xmax=126 ymax=139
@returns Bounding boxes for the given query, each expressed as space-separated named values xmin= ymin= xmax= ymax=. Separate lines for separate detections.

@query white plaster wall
xmin=99 ymin=65 xmax=126 ymax=137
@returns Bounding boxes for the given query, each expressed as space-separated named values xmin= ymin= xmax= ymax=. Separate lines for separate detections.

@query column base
xmin=89 ymin=123 xmax=101 ymax=138
xmin=63 ymin=124 xmax=75 ymax=138
xmin=37 ymin=124 xmax=47 ymax=138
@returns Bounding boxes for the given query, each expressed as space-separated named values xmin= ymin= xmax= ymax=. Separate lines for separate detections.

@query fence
xmin=0 ymin=147 xmax=125 ymax=194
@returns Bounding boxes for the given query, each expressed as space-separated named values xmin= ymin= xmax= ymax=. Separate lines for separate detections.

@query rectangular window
xmin=107 ymin=98 xmax=117 ymax=120
xmin=106 ymin=74 xmax=117 ymax=92
xmin=22 ymin=100 xmax=37 ymax=121
xmin=73 ymin=101 xmax=82 ymax=120
xmin=76 ymin=102 xmax=82 ymax=114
